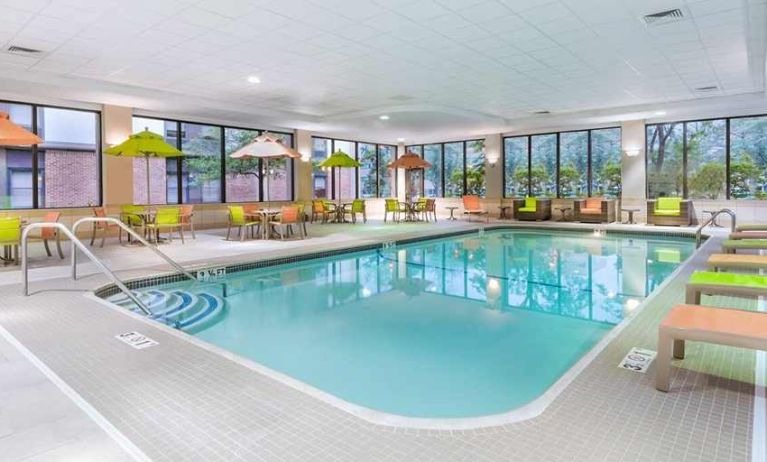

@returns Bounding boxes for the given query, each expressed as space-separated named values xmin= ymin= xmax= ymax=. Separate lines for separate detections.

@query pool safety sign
xmin=618 ymin=347 xmax=656 ymax=373
xmin=116 ymin=331 xmax=158 ymax=350
xmin=197 ymin=266 xmax=226 ymax=282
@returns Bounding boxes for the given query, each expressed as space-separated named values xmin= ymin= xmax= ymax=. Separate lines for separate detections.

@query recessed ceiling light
xmin=246 ymin=75 xmax=261 ymax=84
xmin=397 ymin=138 xmax=405 ymax=142
xmin=654 ymin=111 xmax=667 ymax=116
xmin=379 ymin=115 xmax=390 ymax=120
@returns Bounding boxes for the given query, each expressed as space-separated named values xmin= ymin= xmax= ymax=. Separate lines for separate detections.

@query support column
xmin=102 ymin=105 xmax=134 ymax=206
xmin=396 ymin=142 xmax=406 ymax=201
xmin=621 ymin=120 xmax=646 ymax=221
xmin=484 ymin=133 xmax=502 ymax=202
xmin=295 ymin=129 xmax=313 ymax=202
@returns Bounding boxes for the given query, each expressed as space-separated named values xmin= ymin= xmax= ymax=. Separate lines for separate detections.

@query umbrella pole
xmin=146 ymin=155 xmax=151 ymax=206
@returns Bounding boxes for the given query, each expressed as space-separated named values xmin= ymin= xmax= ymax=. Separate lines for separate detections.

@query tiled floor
xmin=0 ymin=220 xmax=761 ymax=461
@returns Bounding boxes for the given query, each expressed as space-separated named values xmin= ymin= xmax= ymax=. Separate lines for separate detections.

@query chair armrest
xmin=512 ymin=199 xmax=524 ymax=212
xmin=646 ymin=200 xmax=657 ymax=215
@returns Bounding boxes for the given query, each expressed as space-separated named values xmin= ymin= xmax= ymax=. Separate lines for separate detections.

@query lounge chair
xmin=728 ymin=232 xmax=767 ymax=240
xmin=462 ymin=195 xmax=489 ymax=222
xmin=685 ymin=270 xmax=767 ymax=304
xmin=707 ymin=254 xmax=767 ymax=271
xmin=736 ymin=223 xmax=767 ymax=232
xmin=512 ymin=197 xmax=552 ymax=221
xmin=721 ymin=239 xmax=767 ymax=254
xmin=656 ymin=304 xmax=767 ymax=392
xmin=573 ymin=197 xmax=615 ymax=223
xmin=646 ymin=197 xmax=691 ymax=226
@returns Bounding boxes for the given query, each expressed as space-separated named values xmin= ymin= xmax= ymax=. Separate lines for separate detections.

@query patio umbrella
xmin=104 ymin=129 xmax=183 ymax=205
xmin=230 ymin=133 xmax=301 ymax=208
xmin=387 ymin=151 xmax=432 ymax=202
xmin=319 ymin=150 xmax=360 ymax=204
xmin=0 ymin=111 xmax=42 ymax=145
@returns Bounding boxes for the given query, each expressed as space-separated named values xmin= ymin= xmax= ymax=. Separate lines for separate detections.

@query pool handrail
xmin=71 ymin=217 xmax=196 ymax=282
xmin=21 ymin=222 xmax=153 ymax=316
xmin=695 ymin=208 xmax=735 ymax=248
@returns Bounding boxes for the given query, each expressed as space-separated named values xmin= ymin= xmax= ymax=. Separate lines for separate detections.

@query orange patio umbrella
xmin=0 ymin=111 xmax=42 ymax=145
xmin=387 ymin=151 xmax=432 ymax=201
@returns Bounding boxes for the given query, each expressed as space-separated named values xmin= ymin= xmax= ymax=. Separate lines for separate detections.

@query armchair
xmin=512 ymin=197 xmax=552 ymax=221
xmin=647 ymin=197 xmax=692 ymax=226
xmin=573 ymin=197 xmax=616 ymax=223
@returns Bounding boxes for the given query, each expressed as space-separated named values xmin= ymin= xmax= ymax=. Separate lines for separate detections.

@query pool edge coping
xmin=88 ymin=225 xmax=710 ymax=430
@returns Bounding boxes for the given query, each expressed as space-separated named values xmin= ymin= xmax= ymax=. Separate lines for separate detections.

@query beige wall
xmin=102 ymin=105 xmax=134 ymax=206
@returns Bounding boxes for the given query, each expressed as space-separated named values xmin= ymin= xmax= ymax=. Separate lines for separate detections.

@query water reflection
xmin=232 ymin=231 xmax=693 ymax=326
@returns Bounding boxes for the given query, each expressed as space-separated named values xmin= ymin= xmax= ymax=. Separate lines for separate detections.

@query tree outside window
xmin=559 ymin=131 xmax=587 ymax=198
xmin=465 ymin=140 xmax=486 ymax=196
xmin=530 ymin=134 xmax=556 ymax=197
xmin=646 ymin=123 xmax=683 ymax=198
xmin=504 ymin=137 xmax=528 ymax=197
xmin=730 ymin=116 xmax=767 ymax=199
xmin=591 ymin=128 xmax=621 ymax=198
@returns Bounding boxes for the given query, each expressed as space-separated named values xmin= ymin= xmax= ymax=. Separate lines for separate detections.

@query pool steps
xmin=108 ymin=289 xmax=225 ymax=333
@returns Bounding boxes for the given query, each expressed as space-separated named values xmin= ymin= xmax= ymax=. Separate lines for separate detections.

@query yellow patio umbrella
xmin=0 ymin=111 xmax=42 ymax=145
xmin=387 ymin=151 xmax=432 ymax=202
xmin=104 ymin=129 xmax=183 ymax=205
xmin=230 ymin=132 xmax=301 ymax=207
xmin=319 ymin=150 xmax=360 ymax=204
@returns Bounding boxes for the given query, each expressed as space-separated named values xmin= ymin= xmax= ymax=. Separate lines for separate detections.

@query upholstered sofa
xmin=647 ymin=197 xmax=692 ymax=226
xmin=573 ymin=197 xmax=616 ymax=223
xmin=512 ymin=197 xmax=552 ymax=221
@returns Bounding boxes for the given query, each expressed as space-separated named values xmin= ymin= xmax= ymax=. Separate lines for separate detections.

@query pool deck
xmin=0 ymin=219 xmax=762 ymax=461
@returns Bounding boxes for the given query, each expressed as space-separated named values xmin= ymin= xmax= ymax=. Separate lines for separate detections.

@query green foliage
xmin=688 ymin=163 xmax=725 ymax=199
xmin=558 ymin=164 xmax=583 ymax=198
xmin=730 ymin=154 xmax=765 ymax=199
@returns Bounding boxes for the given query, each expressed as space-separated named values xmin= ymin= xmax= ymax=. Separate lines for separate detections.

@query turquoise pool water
xmin=114 ymin=229 xmax=695 ymax=418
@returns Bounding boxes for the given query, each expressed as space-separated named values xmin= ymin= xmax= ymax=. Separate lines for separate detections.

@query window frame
xmin=0 ymin=99 xmax=102 ymax=210
xmin=502 ymin=126 xmax=621 ymax=198
xmin=133 ymin=115 xmax=295 ymax=204
xmin=405 ymin=138 xmax=486 ymax=198
xmin=311 ymin=136 xmax=397 ymax=199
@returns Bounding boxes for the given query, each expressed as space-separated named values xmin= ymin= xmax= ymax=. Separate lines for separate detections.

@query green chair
xmin=120 ymin=205 xmax=147 ymax=242
xmin=685 ymin=270 xmax=767 ymax=304
xmin=647 ymin=197 xmax=691 ymax=226
xmin=345 ymin=199 xmax=367 ymax=224
xmin=145 ymin=207 xmax=184 ymax=244
xmin=512 ymin=197 xmax=552 ymax=221
xmin=0 ymin=217 xmax=21 ymax=265
xmin=384 ymin=198 xmax=401 ymax=223
xmin=227 ymin=206 xmax=261 ymax=241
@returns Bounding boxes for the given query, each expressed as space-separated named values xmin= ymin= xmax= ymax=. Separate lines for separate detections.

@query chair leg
xmin=90 ymin=224 xmax=97 ymax=246
xmin=43 ymin=239 xmax=52 ymax=257
xmin=55 ymin=234 xmax=64 ymax=259
xmin=179 ymin=227 xmax=185 ymax=244
xmin=100 ymin=229 xmax=106 ymax=248
xmin=240 ymin=226 xmax=245 ymax=242
xmin=226 ymin=225 xmax=231 ymax=241
xmin=190 ymin=222 xmax=196 ymax=239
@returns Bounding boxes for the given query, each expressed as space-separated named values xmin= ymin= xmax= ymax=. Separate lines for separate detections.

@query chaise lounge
xmin=573 ymin=197 xmax=616 ymax=223
xmin=685 ymin=270 xmax=767 ymax=304
xmin=707 ymin=254 xmax=767 ymax=271
xmin=512 ymin=197 xmax=552 ymax=221
xmin=646 ymin=197 xmax=692 ymax=226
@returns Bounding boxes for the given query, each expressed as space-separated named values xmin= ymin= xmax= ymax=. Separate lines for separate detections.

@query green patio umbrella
xmin=319 ymin=150 xmax=360 ymax=204
xmin=105 ymin=129 xmax=183 ymax=204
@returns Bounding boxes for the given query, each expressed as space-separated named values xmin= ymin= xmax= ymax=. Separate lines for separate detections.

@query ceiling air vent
xmin=694 ymin=85 xmax=719 ymax=93
xmin=642 ymin=9 xmax=684 ymax=26
xmin=7 ymin=45 xmax=43 ymax=55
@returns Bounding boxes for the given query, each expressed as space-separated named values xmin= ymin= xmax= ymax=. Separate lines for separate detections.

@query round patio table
xmin=555 ymin=206 xmax=571 ymax=221
xmin=445 ymin=206 xmax=458 ymax=221
xmin=498 ymin=205 xmax=512 ymax=219
xmin=246 ymin=209 xmax=281 ymax=239
xmin=621 ymin=207 xmax=640 ymax=224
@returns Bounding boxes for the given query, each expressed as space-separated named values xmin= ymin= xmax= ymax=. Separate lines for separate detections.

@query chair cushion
xmin=689 ymin=270 xmax=767 ymax=289
xmin=654 ymin=209 xmax=681 ymax=216
xmin=656 ymin=197 xmax=682 ymax=211
xmin=580 ymin=207 xmax=601 ymax=214
xmin=585 ymin=198 xmax=602 ymax=209
xmin=524 ymin=197 xmax=537 ymax=209
xmin=518 ymin=207 xmax=536 ymax=213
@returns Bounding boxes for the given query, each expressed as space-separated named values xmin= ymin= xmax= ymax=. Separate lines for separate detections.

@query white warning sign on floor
xmin=116 ymin=331 xmax=158 ymax=350
xmin=618 ymin=347 xmax=656 ymax=373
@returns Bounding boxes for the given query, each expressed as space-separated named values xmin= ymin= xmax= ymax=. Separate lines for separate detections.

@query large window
xmin=530 ymin=134 xmax=557 ymax=197
xmin=311 ymin=137 xmax=397 ymax=199
xmin=591 ymin=128 xmax=622 ymax=198
xmin=646 ymin=123 xmax=683 ymax=198
xmin=132 ymin=116 xmax=293 ymax=204
xmin=730 ymin=116 xmax=767 ymax=199
xmin=503 ymin=127 xmax=621 ymax=198
xmin=0 ymin=101 xmax=100 ymax=209
xmin=559 ymin=131 xmax=587 ymax=198
xmin=406 ymin=139 xmax=485 ymax=197
xmin=686 ymin=120 xmax=725 ymax=199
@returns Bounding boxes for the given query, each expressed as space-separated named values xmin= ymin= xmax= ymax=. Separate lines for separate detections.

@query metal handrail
xmin=21 ymin=223 xmax=153 ymax=316
xmin=71 ymin=217 xmax=196 ymax=282
xmin=695 ymin=208 xmax=736 ymax=248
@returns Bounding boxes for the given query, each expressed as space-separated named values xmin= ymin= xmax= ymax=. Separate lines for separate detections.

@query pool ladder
xmin=21 ymin=217 xmax=197 ymax=316
xmin=694 ymin=208 xmax=736 ymax=248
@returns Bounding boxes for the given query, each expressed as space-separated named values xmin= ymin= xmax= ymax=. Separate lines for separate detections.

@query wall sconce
xmin=487 ymin=155 xmax=499 ymax=167
xmin=624 ymin=148 xmax=640 ymax=157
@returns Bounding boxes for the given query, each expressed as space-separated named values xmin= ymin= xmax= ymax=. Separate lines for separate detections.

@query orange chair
xmin=179 ymin=205 xmax=195 ymax=239
xmin=39 ymin=211 xmax=64 ymax=258
xmin=90 ymin=207 xmax=120 ymax=247
xmin=270 ymin=205 xmax=304 ymax=240
xmin=462 ymin=195 xmax=489 ymax=222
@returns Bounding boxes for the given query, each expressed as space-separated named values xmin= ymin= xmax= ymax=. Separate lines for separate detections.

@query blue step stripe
xmin=177 ymin=293 xmax=222 ymax=330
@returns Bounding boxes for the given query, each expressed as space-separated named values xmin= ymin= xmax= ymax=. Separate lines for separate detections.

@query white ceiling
xmin=0 ymin=0 xmax=765 ymax=143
